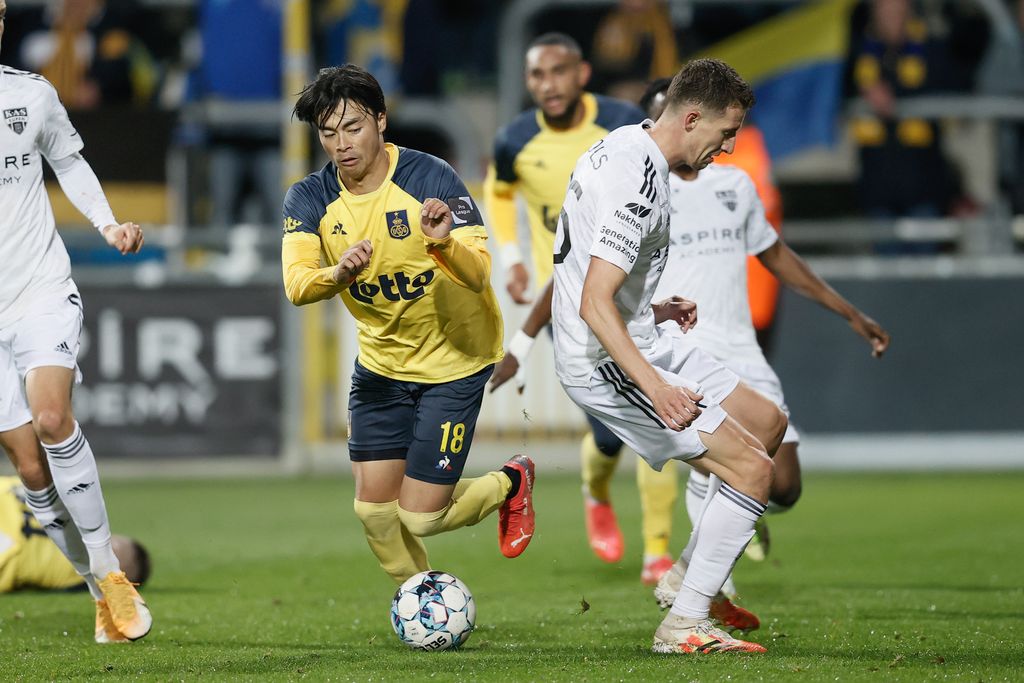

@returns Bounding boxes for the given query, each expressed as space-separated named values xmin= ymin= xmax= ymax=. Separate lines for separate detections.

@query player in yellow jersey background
xmin=483 ymin=33 xmax=676 ymax=585
xmin=281 ymin=65 xmax=536 ymax=585
xmin=0 ymin=476 xmax=149 ymax=594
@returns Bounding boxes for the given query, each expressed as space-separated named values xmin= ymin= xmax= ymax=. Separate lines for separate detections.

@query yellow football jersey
xmin=282 ymin=144 xmax=503 ymax=383
xmin=0 ymin=477 xmax=81 ymax=592
xmin=484 ymin=92 xmax=644 ymax=286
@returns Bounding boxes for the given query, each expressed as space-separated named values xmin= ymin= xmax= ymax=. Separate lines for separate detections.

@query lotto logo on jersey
xmin=348 ymin=269 xmax=435 ymax=304
xmin=3 ymin=108 xmax=28 ymax=135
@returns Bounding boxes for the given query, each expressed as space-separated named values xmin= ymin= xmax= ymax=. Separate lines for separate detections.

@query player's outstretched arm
xmin=489 ymin=279 xmax=555 ymax=393
xmin=421 ymin=199 xmax=491 ymax=292
xmin=483 ymin=168 xmax=531 ymax=304
xmin=758 ymin=240 xmax=891 ymax=357
xmin=49 ymin=153 xmax=143 ymax=254
xmin=581 ymin=257 xmax=703 ymax=431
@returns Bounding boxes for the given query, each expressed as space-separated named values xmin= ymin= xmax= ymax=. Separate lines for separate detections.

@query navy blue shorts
xmin=347 ymin=360 xmax=494 ymax=485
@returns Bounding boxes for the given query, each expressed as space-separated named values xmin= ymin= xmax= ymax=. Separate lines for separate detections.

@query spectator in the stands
xmin=589 ymin=0 xmax=679 ymax=103
xmin=847 ymin=0 xmax=955 ymax=226
xmin=185 ymin=0 xmax=282 ymax=228
xmin=15 ymin=0 xmax=155 ymax=109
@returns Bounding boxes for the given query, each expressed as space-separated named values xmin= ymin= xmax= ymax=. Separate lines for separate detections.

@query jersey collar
xmin=639 ymin=119 xmax=671 ymax=184
xmin=334 ymin=142 xmax=400 ymax=197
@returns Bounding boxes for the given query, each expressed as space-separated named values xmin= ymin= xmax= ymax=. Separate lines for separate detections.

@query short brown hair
xmin=664 ymin=58 xmax=755 ymax=113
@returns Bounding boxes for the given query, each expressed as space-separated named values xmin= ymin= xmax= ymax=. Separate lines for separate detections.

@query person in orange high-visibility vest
xmin=721 ymin=125 xmax=782 ymax=347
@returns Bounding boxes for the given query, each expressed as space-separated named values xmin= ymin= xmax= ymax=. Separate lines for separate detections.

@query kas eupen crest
xmin=715 ymin=190 xmax=738 ymax=211
xmin=4 ymin=108 xmax=28 ymax=135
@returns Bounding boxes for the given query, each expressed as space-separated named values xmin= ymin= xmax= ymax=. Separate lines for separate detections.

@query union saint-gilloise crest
xmin=4 ymin=108 xmax=28 ymax=135
xmin=386 ymin=209 xmax=411 ymax=240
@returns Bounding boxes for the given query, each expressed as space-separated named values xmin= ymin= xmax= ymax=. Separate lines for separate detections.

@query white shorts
xmin=725 ymin=358 xmax=800 ymax=445
xmin=0 ymin=292 xmax=84 ymax=432
xmin=562 ymin=337 xmax=740 ymax=471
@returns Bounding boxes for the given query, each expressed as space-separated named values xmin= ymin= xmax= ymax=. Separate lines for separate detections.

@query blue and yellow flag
xmin=700 ymin=0 xmax=858 ymax=160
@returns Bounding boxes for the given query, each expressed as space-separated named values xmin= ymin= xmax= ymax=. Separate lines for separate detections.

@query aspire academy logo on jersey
xmin=4 ymin=108 xmax=28 ymax=135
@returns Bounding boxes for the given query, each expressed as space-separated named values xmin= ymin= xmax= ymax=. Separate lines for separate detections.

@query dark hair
xmin=639 ymin=77 xmax=673 ymax=117
xmin=130 ymin=540 xmax=152 ymax=587
xmin=527 ymin=32 xmax=583 ymax=57
xmin=293 ymin=64 xmax=387 ymax=129
xmin=664 ymin=58 xmax=755 ymax=113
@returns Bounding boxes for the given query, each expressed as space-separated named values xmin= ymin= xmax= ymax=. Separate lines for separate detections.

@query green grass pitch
xmin=1 ymin=470 xmax=1022 ymax=681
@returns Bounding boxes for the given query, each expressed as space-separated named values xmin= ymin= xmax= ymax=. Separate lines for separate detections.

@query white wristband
xmin=500 ymin=243 xmax=524 ymax=268
xmin=507 ymin=329 xmax=535 ymax=362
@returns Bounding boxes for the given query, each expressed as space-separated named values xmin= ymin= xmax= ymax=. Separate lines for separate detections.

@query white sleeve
xmin=587 ymin=159 xmax=650 ymax=274
xmin=37 ymin=82 xmax=84 ymax=162
xmin=741 ymin=174 xmax=779 ymax=256
xmin=49 ymin=153 xmax=118 ymax=232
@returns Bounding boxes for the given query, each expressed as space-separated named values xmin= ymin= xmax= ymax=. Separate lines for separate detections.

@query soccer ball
xmin=390 ymin=570 xmax=476 ymax=651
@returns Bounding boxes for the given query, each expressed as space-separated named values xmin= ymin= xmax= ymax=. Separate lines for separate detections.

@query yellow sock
xmin=353 ymin=499 xmax=429 ymax=584
xmin=581 ymin=432 xmax=620 ymax=502
xmin=398 ymin=472 xmax=512 ymax=538
xmin=636 ymin=458 xmax=678 ymax=557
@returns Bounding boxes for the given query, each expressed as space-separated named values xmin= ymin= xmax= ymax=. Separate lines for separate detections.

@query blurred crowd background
xmin=2 ymin=0 xmax=1021 ymax=466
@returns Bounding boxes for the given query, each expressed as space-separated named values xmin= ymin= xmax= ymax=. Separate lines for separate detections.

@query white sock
xmin=670 ymin=483 xmax=766 ymax=619
xmin=679 ymin=471 xmax=719 ymax=566
xmin=42 ymin=422 xmax=120 ymax=579
xmin=22 ymin=483 xmax=102 ymax=599
xmin=684 ymin=469 xmax=710 ymax=528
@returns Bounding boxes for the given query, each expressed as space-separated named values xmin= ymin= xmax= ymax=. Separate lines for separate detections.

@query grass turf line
xmin=0 ymin=471 xmax=1021 ymax=681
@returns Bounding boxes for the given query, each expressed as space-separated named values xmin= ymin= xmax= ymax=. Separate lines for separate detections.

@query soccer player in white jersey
xmin=0 ymin=0 xmax=151 ymax=643
xmin=634 ymin=78 xmax=890 ymax=610
xmin=551 ymin=58 xmax=788 ymax=654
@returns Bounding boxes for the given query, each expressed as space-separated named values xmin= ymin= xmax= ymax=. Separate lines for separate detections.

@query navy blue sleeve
xmin=282 ymin=176 xmax=326 ymax=236
xmin=492 ymin=111 xmax=541 ymax=184
xmin=594 ymin=95 xmax=646 ymax=131
xmin=492 ymin=127 xmax=518 ymax=184
xmin=393 ymin=149 xmax=484 ymax=227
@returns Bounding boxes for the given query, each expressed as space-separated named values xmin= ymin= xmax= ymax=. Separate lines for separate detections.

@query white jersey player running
xmin=1 ymin=0 xmax=151 ymax=644
xmin=636 ymin=76 xmax=889 ymax=612
xmin=552 ymin=59 xmax=789 ymax=655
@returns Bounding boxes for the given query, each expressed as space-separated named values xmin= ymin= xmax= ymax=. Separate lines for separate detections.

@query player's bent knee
xmin=397 ymin=505 xmax=449 ymax=538
xmin=737 ymin=446 xmax=774 ymax=501
xmin=32 ymin=410 xmax=73 ymax=444
xmin=770 ymin=481 xmax=802 ymax=509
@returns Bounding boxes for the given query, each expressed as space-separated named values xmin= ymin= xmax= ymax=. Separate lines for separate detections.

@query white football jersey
xmin=654 ymin=164 xmax=778 ymax=362
xmin=0 ymin=66 xmax=83 ymax=329
xmin=552 ymin=122 xmax=672 ymax=387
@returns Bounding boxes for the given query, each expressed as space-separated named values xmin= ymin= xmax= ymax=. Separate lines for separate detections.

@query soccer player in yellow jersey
xmin=0 ymin=476 xmax=150 ymax=596
xmin=484 ymin=33 xmax=674 ymax=582
xmin=485 ymin=33 xmax=644 ymax=301
xmin=281 ymin=65 xmax=536 ymax=585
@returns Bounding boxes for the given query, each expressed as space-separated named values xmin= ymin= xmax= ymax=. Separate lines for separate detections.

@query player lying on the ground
xmin=0 ymin=476 xmax=150 ymax=594
xmin=484 ymin=32 xmax=654 ymax=574
xmin=0 ymin=0 xmax=151 ymax=644
xmin=282 ymin=64 xmax=535 ymax=587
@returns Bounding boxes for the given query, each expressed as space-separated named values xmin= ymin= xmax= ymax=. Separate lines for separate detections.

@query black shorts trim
xmin=348 ymin=447 xmax=407 ymax=462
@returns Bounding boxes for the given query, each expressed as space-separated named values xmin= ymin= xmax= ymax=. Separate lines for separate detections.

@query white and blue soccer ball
xmin=390 ymin=570 xmax=476 ymax=651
